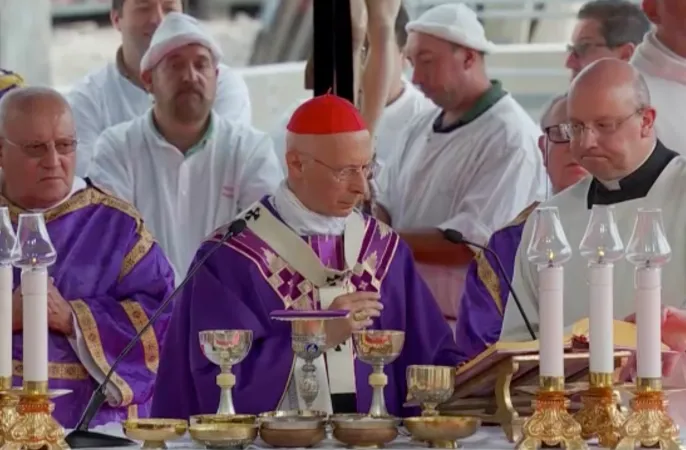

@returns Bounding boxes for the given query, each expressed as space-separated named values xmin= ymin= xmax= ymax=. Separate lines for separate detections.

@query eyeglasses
xmin=563 ymin=109 xmax=643 ymax=139
xmin=301 ymin=153 xmax=379 ymax=183
xmin=2 ymin=137 xmax=77 ymax=159
xmin=544 ymin=124 xmax=571 ymax=144
xmin=566 ymin=42 xmax=610 ymax=58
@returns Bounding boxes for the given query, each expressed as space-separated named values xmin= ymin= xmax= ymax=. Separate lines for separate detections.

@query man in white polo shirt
xmin=67 ymin=0 xmax=252 ymax=176
xmin=88 ymin=12 xmax=282 ymax=282
xmin=375 ymin=3 xmax=547 ymax=325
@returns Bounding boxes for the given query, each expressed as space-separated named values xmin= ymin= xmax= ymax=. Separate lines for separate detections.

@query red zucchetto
xmin=286 ymin=93 xmax=367 ymax=135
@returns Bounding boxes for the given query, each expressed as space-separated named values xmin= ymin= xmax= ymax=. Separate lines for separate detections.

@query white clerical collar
xmin=597 ymin=142 xmax=657 ymax=191
xmin=271 ymin=182 xmax=347 ymax=236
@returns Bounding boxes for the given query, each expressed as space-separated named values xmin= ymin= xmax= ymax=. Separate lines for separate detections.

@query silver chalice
xmin=198 ymin=329 xmax=253 ymax=415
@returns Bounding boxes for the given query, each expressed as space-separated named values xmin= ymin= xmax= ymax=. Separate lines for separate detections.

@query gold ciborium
xmin=0 ymin=376 xmax=18 ymax=446
xmin=352 ymin=330 xmax=405 ymax=417
xmin=122 ymin=418 xmax=188 ymax=449
xmin=406 ymin=365 xmax=456 ymax=416
xmin=189 ymin=414 xmax=258 ymax=449
xmin=199 ymin=330 xmax=253 ymax=415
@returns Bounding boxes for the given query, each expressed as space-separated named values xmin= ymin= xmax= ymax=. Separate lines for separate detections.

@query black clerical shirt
xmin=586 ymin=141 xmax=678 ymax=209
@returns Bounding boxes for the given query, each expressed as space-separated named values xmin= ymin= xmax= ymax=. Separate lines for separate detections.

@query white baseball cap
xmin=406 ymin=3 xmax=496 ymax=54
xmin=140 ymin=12 xmax=223 ymax=74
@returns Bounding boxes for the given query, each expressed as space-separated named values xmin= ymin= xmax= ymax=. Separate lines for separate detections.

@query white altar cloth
xmin=83 ymin=423 xmax=686 ymax=450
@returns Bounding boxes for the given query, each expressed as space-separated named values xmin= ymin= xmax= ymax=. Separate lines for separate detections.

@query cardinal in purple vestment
xmin=454 ymin=93 xmax=588 ymax=364
xmin=152 ymin=94 xmax=460 ymax=419
xmin=0 ymin=87 xmax=175 ymax=427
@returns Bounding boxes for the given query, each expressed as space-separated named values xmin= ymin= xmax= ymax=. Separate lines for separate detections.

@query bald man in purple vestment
xmin=152 ymin=94 xmax=460 ymax=419
xmin=0 ymin=87 xmax=175 ymax=427
xmin=454 ymin=94 xmax=589 ymax=364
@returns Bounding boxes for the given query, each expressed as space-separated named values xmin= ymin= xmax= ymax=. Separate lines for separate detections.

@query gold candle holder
xmin=0 ymin=376 xmax=18 ymax=446
xmin=515 ymin=376 xmax=588 ymax=450
xmin=574 ymin=372 xmax=625 ymax=448
xmin=614 ymin=378 xmax=685 ymax=450
xmin=2 ymin=381 xmax=70 ymax=450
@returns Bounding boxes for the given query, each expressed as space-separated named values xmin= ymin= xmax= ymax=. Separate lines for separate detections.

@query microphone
xmin=65 ymin=219 xmax=247 ymax=449
xmin=443 ymin=229 xmax=537 ymax=341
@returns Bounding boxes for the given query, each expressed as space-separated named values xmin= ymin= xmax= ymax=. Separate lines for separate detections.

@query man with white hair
xmin=89 ymin=12 xmax=282 ymax=282
xmin=67 ymin=0 xmax=252 ymax=176
xmin=374 ymin=3 xmax=547 ymax=325
xmin=631 ymin=0 xmax=686 ymax=153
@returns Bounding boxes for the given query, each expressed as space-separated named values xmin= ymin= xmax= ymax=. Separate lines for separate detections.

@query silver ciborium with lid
xmin=270 ymin=310 xmax=349 ymax=410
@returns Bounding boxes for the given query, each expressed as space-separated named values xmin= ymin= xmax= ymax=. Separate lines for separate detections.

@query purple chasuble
xmin=454 ymin=203 xmax=538 ymax=365
xmin=152 ymin=197 xmax=460 ymax=419
xmin=3 ymin=182 xmax=175 ymax=427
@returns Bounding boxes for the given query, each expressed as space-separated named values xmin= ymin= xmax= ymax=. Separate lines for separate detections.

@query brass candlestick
xmin=614 ymin=378 xmax=685 ymax=450
xmin=515 ymin=376 xmax=587 ymax=450
xmin=2 ymin=381 xmax=70 ymax=450
xmin=0 ymin=376 xmax=18 ymax=446
xmin=574 ymin=372 xmax=625 ymax=448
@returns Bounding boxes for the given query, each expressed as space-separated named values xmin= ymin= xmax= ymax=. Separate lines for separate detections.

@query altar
xmin=84 ymin=422 xmax=661 ymax=450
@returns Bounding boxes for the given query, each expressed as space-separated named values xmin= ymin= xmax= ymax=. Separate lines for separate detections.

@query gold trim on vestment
xmin=120 ymin=300 xmax=160 ymax=373
xmin=71 ymin=299 xmax=135 ymax=406
xmin=12 ymin=360 xmax=89 ymax=380
xmin=0 ymin=185 xmax=156 ymax=282
xmin=474 ymin=201 xmax=540 ymax=317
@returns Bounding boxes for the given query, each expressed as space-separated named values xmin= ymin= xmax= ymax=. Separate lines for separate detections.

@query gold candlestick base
xmin=0 ymin=376 xmax=18 ymax=446
xmin=2 ymin=382 xmax=71 ymax=450
xmin=614 ymin=378 xmax=684 ymax=450
xmin=574 ymin=372 xmax=625 ymax=448
xmin=515 ymin=377 xmax=587 ymax=450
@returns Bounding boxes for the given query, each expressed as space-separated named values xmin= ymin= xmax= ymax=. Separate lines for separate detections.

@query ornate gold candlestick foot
xmin=574 ymin=373 xmax=625 ymax=448
xmin=0 ymin=377 xmax=18 ymax=446
xmin=515 ymin=377 xmax=587 ymax=450
xmin=2 ymin=382 xmax=71 ymax=450
xmin=614 ymin=378 xmax=685 ymax=450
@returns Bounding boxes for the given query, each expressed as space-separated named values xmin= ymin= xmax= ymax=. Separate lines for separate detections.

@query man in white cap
xmin=67 ymin=0 xmax=252 ymax=176
xmin=631 ymin=0 xmax=686 ymax=153
xmin=88 ymin=12 xmax=282 ymax=283
xmin=374 ymin=3 xmax=547 ymax=327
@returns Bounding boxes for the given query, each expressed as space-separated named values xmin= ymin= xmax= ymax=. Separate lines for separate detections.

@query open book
xmin=455 ymin=318 xmax=668 ymax=378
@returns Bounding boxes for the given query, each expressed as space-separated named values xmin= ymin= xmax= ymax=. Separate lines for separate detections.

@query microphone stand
xmin=443 ymin=228 xmax=537 ymax=340
xmin=65 ymin=219 xmax=247 ymax=448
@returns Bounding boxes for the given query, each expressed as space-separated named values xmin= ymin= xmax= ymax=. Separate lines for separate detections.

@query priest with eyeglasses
xmin=151 ymin=93 xmax=461 ymax=419
xmin=501 ymin=59 xmax=686 ymax=383
xmin=0 ymin=87 xmax=174 ymax=427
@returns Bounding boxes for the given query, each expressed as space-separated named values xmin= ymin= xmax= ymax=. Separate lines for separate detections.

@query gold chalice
xmin=199 ymin=330 xmax=253 ymax=415
xmin=122 ymin=418 xmax=187 ymax=449
xmin=406 ymin=365 xmax=456 ymax=416
xmin=352 ymin=330 xmax=405 ymax=417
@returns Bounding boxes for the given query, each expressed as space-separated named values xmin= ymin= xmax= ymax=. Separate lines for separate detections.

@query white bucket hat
xmin=406 ymin=3 xmax=496 ymax=54
xmin=140 ymin=12 xmax=223 ymax=74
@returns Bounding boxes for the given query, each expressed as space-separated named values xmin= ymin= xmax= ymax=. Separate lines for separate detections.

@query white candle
xmin=21 ymin=268 xmax=48 ymax=382
xmin=538 ymin=266 xmax=564 ymax=377
xmin=0 ymin=265 xmax=12 ymax=378
xmin=589 ymin=264 xmax=614 ymax=373
xmin=635 ymin=267 xmax=662 ymax=379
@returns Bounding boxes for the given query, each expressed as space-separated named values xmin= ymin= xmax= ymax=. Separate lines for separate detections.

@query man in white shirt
xmin=269 ymin=5 xmax=434 ymax=173
xmin=67 ymin=0 xmax=252 ymax=176
xmin=565 ymin=0 xmax=651 ymax=79
xmin=88 ymin=12 xmax=282 ymax=282
xmin=631 ymin=0 xmax=686 ymax=153
xmin=374 ymin=3 xmax=547 ymax=324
